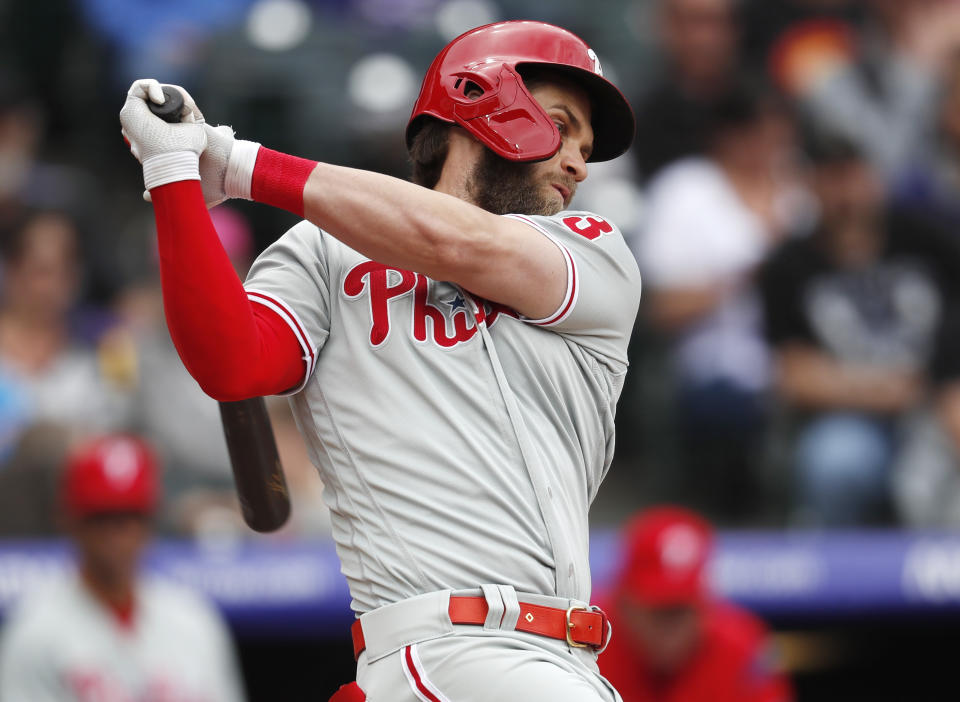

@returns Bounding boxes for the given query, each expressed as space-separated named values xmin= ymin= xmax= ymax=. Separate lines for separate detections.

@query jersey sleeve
xmin=504 ymin=211 xmax=642 ymax=366
xmin=243 ymin=220 xmax=335 ymax=394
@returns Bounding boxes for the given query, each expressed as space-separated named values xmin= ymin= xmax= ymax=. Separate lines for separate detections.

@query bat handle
xmin=219 ymin=397 xmax=291 ymax=533
xmin=148 ymin=85 xmax=185 ymax=123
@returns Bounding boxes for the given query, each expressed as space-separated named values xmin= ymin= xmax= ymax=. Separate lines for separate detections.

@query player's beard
xmin=467 ymin=149 xmax=569 ymax=216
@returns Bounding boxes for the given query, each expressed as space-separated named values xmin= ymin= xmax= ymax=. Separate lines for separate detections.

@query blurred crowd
xmin=2 ymin=0 xmax=960 ymax=538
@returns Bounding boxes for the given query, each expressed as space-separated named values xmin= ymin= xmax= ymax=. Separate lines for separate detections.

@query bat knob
xmin=148 ymin=86 xmax=185 ymax=123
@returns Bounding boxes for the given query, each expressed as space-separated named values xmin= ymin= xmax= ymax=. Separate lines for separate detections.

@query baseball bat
xmin=148 ymin=87 xmax=292 ymax=532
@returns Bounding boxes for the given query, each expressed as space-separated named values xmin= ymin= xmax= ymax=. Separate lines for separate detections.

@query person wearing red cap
xmin=598 ymin=507 xmax=792 ymax=702
xmin=0 ymin=435 xmax=245 ymax=702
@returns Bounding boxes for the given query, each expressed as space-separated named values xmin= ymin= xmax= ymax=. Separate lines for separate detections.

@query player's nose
xmin=559 ymin=141 xmax=588 ymax=183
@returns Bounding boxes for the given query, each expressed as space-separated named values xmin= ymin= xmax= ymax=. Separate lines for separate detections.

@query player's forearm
xmin=302 ymin=162 xmax=494 ymax=278
xmin=242 ymin=146 xmax=566 ymax=317
xmin=249 ymin=148 xmax=496 ymax=280
xmin=151 ymin=180 xmax=303 ymax=399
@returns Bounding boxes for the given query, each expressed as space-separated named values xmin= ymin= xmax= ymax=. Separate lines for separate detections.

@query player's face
xmin=814 ymin=158 xmax=884 ymax=236
xmin=619 ymin=596 xmax=703 ymax=674
xmin=73 ymin=512 xmax=150 ymax=587
xmin=2 ymin=213 xmax=79 ymax=322
xmin=466 ymin=80 xmax=594 ymax=216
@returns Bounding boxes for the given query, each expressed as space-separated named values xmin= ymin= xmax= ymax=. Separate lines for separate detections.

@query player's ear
xmin=446 ymin=125 xmax=480 ymax=149
xmin=436 ymin=127 xmax=484 ymax=180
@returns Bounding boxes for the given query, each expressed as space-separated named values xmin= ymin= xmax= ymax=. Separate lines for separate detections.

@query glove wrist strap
xmin=225 ymin=139 xmax=261 ymax=200
xmin=250 ymin=147 xmax=318 ymax=218
xmin=143 ymin=151 xmax=200 ymax=191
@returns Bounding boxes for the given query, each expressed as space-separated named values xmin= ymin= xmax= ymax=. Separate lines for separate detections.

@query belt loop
xmin=480 ymin=584 xmax=505 ymax=630
xmin=497 ymin=585 xmax=521 ymax=632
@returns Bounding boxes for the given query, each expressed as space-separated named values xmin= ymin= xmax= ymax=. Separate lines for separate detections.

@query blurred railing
xmin=2 ymin=530 xmax=959 ymax=637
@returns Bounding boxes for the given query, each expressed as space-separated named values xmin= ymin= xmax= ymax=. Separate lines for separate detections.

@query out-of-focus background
xmin=1 ymin=0 xmax=960 ymax=699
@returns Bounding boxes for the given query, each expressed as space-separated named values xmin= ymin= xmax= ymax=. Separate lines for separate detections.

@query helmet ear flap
xmin=450 ymin=65 xmax=560 ymax=162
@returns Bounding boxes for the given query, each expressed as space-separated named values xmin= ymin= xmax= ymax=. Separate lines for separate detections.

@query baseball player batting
xmin=119 ymin=20 xmax=641 ymax=702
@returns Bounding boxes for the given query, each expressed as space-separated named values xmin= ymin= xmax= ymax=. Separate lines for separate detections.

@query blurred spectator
xmin=632 ymin=0 xmax=741 ymax=182
xmin=0 ymin=422 xmax=72 ymax=536
xmin=894 ymin=50 xmax=960 ymax=230
xmin=0 ymin=74 xmax=43 ymax=227
xmin=598 ymin=506 xmax=791 ymax=702
xmin=0 ymin=210 xmax=128 ymax=457
xmin=634 ymin=84 xmax=812 ymax=523
xmin=740 ymin=0 xmax=860 ymax=74
xmin=0 ymin=434 xmax=246 ymax=701
xmin=759 ymin=135 xmax=960 ymax=526
xmin=892 ymin=378 xmax=960 ymax=528
xmin=786 ymin=0 xmax=960 ymax=180
xmin=0 ymin=71 xmax=102 ymax=229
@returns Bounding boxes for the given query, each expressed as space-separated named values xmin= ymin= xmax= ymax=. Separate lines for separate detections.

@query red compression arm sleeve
xmin=150 ymin=180 xmax=305 ymax=401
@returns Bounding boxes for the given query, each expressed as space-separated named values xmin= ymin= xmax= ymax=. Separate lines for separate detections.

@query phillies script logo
xmin=343 ymin=262 xmax=516 ymax=348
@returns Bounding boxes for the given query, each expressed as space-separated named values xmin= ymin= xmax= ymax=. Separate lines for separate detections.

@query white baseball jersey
xmin=243 ymin=210 xmax=641 ymax=614
xmin=0 ymin=573 xmax=245 ymax=702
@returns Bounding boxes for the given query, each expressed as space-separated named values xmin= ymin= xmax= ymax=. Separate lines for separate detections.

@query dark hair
xmin=408 ymin=117 xmax=452 ymax=188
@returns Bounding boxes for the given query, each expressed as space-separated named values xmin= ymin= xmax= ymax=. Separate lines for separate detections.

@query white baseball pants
xmin=354 ymin=586 xmax=621 ymax=702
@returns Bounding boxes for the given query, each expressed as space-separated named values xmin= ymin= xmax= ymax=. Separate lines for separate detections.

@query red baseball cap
xmin=62 ymin=435 xmax=159 ymax=518
xmin=616 ymin=506 xmax=713 ymax=606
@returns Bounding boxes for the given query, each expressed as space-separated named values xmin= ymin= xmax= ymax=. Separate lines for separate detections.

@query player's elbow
xmin=197 ymin=377 xmax=259 ymax=403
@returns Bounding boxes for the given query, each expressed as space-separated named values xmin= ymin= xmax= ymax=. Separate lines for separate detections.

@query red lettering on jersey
xmin=68 ymin=668 xmax=207 ymax=702
xmin=344 ymin=263 xmax=516 ymax=349
xmin=562 ymin=215 xmax=613 ymax=241
xmin=343 ymin=262 xmax=417 ymax=346
xmin=68 ymin=670 xmax=132 ymax=702
xmin=413 ymin=276 xmax=478 ymax=347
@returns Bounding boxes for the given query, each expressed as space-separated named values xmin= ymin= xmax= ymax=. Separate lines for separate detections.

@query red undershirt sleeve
xmin=150 ymin=180 xmax=305 ymax=401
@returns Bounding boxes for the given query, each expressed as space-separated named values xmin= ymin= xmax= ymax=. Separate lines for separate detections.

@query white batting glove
xmin=119 ymin=79 xmax=207 ymax=197
xmin=198 ymin=123 xmax=261 ymax=208
xmin=199 ymin=122 xmax=261 ymax=207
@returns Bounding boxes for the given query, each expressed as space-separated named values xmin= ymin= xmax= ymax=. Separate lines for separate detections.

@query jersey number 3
xmin=562 ymin=215 xmax=613 ymax=241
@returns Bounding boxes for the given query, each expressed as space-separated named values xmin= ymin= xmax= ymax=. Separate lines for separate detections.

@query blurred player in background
xmin=0 ymin=434 xmax=245 ymax=702
xmin=598 ymin=507 xmax=792 ymax=702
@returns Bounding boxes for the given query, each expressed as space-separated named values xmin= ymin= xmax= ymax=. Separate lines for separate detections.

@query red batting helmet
xmin=406 ymin=21 xmax=635 ymax=163
xmin=617 ymin=507 xmax=713 ymax=606
xmin=63 ymin=435 xmax=159 ymax=518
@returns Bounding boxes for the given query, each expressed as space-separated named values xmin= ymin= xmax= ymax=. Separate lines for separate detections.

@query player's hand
xmin=119 ymin=79 xmax=207 ymax=197
xmin=199 ymin=123 xmax=234 ymax=209
xmin=198 ymin=122 xmax=261 ymax=207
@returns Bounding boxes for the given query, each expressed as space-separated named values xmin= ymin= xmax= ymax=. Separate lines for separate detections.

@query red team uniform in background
xmin=598 ymin=508 xmax=792 ymax=702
